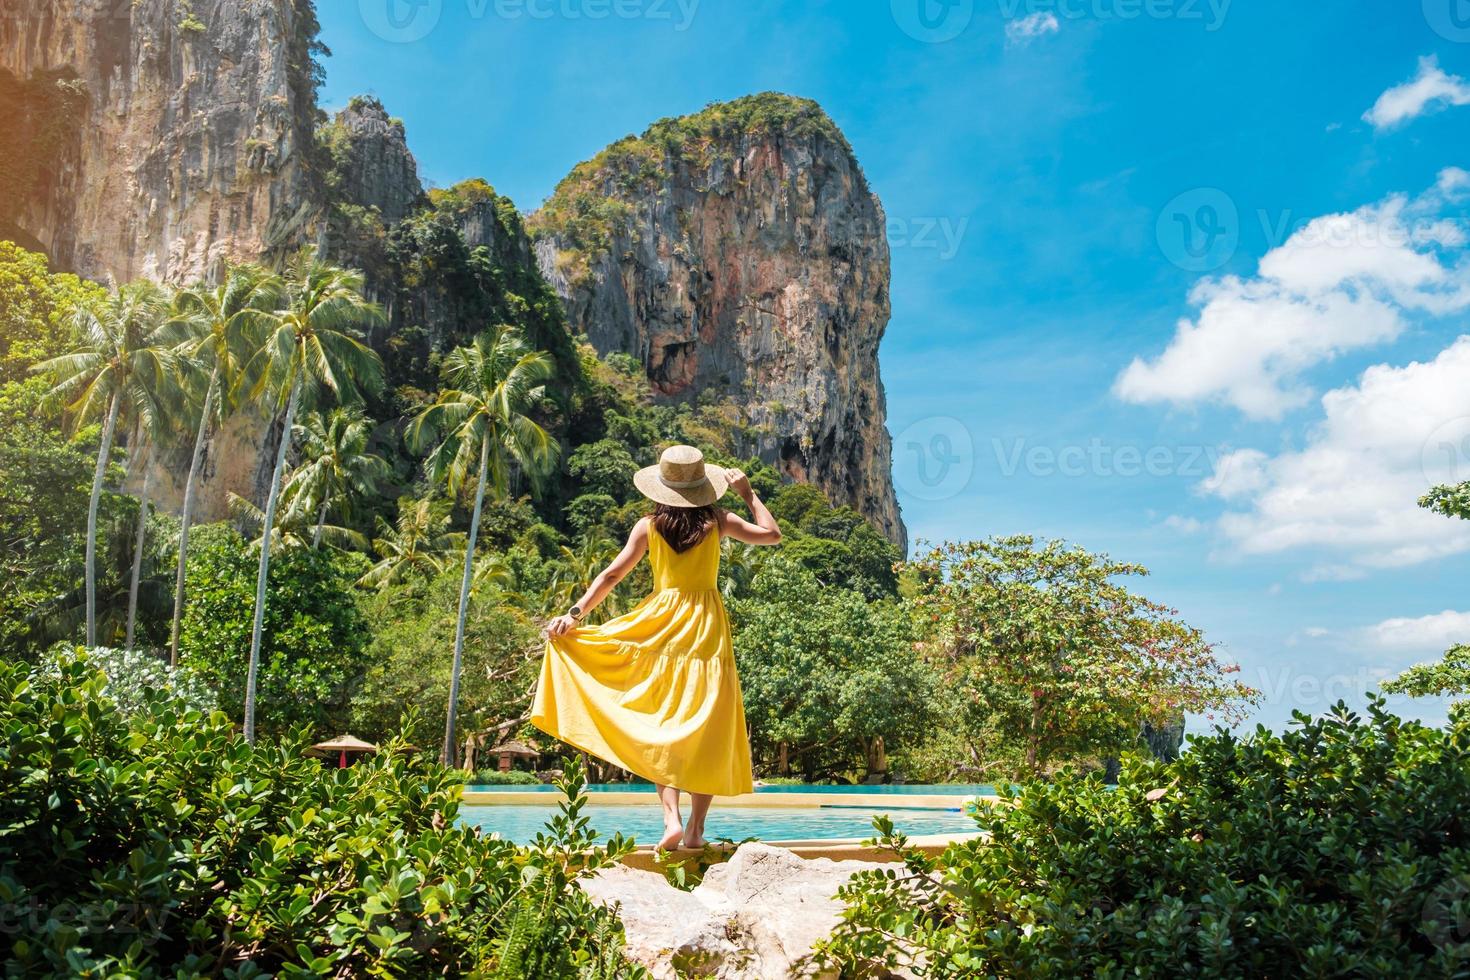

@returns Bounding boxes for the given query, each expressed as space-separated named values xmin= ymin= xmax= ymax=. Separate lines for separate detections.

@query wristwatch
xmin=568 ymin=605 xmax=585 ymax=622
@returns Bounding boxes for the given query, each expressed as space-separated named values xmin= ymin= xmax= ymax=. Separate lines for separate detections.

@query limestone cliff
xmin=0 ymin=0 xmax=324 ymax=283
xmin=1 ymin=4 xmax=904 ymax=542
xmin=530 ymin=95 xmax=904 ymax=547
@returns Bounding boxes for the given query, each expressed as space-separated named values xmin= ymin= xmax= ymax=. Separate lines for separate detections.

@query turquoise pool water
xmin=466 ymin=782 xmax=998 ymax=795
xmin=461 ymin=804 xmax=981 ymax=844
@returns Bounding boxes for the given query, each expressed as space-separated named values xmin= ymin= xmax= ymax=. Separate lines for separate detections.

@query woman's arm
xmin=545 ymin=518 xmax=650 ymax=637
xmin=718 ymin=468 xmax=783 ymax=546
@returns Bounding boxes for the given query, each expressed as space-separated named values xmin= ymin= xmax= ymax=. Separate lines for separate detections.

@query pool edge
xmin=615 ymin=832 xmax=985 ymax=871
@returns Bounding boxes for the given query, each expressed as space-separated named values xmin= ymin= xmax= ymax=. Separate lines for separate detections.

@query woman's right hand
xmin=545 ymin=614 xmax=578 ymax=638
xmin=725 ymin=468 xmax=752 ymax=498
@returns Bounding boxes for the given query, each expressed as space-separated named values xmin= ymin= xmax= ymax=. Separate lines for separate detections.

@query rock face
xmin=0 ymin=9 xmax=906 ymax=539
xmin=323 ymin=97 xmax=425 ymax=226
xmin=531 ymin=95 xmax=905 ymax=548
xmin=582 ymin=843 xmax=884 ymax=978
xmin=0 ymin=0 xmax=322 ymax=283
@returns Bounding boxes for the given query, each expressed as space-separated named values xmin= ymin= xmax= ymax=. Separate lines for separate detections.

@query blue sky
xmin=319 ymin=0 xmax=1470 ymax=730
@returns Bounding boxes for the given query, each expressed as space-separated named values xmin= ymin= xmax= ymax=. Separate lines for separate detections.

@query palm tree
xmin=280 ymin=407 xmax=389 ymax=547
xmin=34 ymin=282 xmax=174 ymax=647
xmin=407 ymin=326 xmax=559 ymax=766
xmin=239 ymin=250 xmax=383 ymax=742
xmin=227 ymin=490 xmax=369 ymax=553
xmin=358 ymin=497 xmax=466 ymax=591
xmin=166 ymin=265 xmax=279 ymax=665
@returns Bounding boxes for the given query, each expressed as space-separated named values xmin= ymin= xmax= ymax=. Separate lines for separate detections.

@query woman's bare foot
xmin=657 ymin=822 xmax=684 ymax=851
xmin=682 ymin=823 xmax=706 ymax=849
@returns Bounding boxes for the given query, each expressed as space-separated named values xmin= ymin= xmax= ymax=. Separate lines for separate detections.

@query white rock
xmin=581 ymin=842 xmax=887 ymax=978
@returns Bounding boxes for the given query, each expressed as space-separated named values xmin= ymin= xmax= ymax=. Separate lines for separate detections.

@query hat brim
xmin=632 ymin=465 xmax=729 ymax=508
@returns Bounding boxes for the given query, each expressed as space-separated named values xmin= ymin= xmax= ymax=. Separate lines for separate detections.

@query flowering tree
xmin=910 ymin=536 xmax=1257 ymax=775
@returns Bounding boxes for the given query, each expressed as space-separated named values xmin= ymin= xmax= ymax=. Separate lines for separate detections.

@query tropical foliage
xmin=0 ymin=656 xmax=643 ymax=978
xmin=814 ymin=698 xmax=1470 ymax=977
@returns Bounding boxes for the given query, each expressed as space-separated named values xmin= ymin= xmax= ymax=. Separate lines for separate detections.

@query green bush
xmin=815 ymin=700 xmax=1470 ymax=977
xmin=0 ymin=655 xmax=647 ymax=978
xmin=472 ymin=769 xmax=542 ymax=786
xmin=39 ymin=645 xmax=216 ymax=716
xmin=179 ymin=524 xmax=372 ymax=736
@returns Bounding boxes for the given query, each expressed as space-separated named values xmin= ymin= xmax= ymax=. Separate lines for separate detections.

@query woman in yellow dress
xmin=532 ymin=445 xmax=783 ymax=850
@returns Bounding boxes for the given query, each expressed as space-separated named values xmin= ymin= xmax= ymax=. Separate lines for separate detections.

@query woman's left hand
xmin=545 ymin=614 xmax=579 ymax=637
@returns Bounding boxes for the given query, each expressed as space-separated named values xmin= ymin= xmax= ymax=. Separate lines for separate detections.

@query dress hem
xmin=529 ymin=712 xmax=752 ymax=798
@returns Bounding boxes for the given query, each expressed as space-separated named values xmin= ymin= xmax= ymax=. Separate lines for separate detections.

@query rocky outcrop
xmin=322 ymin=97 xmax=425 ymax=226
xmin=531 ymin=94 xmax=905 ymax=548
xmin=0 ymin=8 xmax=906 ymax=538
xmin=583 ymin=843 xmax=887 ymax=978
xmin=0 ymin=0 xmax=323 ymax=283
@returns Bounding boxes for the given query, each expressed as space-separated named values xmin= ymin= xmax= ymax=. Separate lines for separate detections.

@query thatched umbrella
xmin=311 ymin=734 xmax=378 ymax=769
xmin=489 ymin=739 xmax=540 ymax=772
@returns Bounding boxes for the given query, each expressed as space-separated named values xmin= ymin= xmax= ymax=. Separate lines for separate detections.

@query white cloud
xmin=1005 ymin=12 xmax=1059 ymax=46
xmin=1367 ymin=610 xmax=1470 ymax=650
xmin=1364 ymin=56 xmax=1470 ymax=131
xmin=1116 ymin=175 xmax=1470 ymax=419
xmin=1199 ymin=337 xmax=1470 ymax=573
xmin=1161 ymin=515 xmax=1205 ymax=534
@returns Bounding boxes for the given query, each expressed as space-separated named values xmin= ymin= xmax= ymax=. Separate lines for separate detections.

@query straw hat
xmin=633 ymin=445 xmax=730 ymax=508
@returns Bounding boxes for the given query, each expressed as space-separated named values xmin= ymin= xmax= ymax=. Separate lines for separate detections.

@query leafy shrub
xmin=815 ymin=700 xmax=1470 ymax=977
xmin=179 ymin=524 xmax=372 ymax=736
xmin=39 ymin=645 xmax=216 ymax=716
xmin=472 ymin=769 xmax=542 ymax=786
xmin=0 ymin=656 xmax=647 ymax=978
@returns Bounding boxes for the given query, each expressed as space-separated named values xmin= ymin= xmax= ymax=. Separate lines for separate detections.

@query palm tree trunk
xmin=243 ymin=376 xmax=300 ymax=743
xmin=313 ymin=498 xmax=328 ymax=548
xmin=85 ymin=391 xmax=122 ymax=648
xmin=125 ymin=446 xmax=154 ymax=651
xmin=170 ymin=376 xmax=217 ymax=667
xmin=443 ymin=434 xmax=490 ymax=767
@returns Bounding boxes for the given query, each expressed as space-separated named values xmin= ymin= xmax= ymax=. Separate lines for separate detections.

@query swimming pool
xmin=465 ymin=782 xmax=999 ymax=796
xmin=460 ymin=803 xmax=981 ymax=844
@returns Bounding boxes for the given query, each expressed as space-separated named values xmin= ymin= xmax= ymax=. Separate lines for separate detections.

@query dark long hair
xmin=652 ymin=503 xmax=719 ymax=553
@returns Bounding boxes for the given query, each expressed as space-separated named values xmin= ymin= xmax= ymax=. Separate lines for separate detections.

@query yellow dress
xmin=530 ymin=522 xmax=754 ymax=796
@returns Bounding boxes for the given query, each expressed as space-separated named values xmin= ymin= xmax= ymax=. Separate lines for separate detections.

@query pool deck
xmin=462 ymin=789 xmax=996 ymax=809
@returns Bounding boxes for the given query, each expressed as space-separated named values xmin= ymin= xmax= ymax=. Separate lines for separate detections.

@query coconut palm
xmin=280 ymin=407 xmax=389 ymax=547
xmin=34 ymin=282 xmax=175 ymax=646
xmin=358 ymin=497 xmax=466 ymax=591
xmin=227 ymin=490 xmax=369 ymax=553
xmin=540 ymin=536 xmax=627 ymax=620
xmin=238 ymin=250 xmax=383 ymax=742
xmin=165 ymin=265 xmax=279 ymax=665
xmin=407 ymin=326 xmax=559 ymax=765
